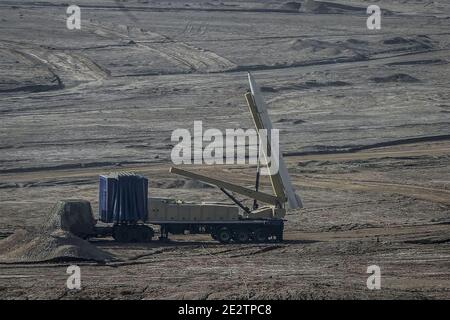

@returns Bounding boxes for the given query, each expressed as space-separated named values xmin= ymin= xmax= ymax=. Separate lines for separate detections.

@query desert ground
xmin=0 ymin=0 xmax=449 ymax=299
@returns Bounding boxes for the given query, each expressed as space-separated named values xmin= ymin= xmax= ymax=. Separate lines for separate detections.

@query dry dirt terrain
xmin=0 ymin=0 xmax=449 ymax=299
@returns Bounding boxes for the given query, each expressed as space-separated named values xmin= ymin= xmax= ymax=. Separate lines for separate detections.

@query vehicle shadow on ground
xmin=282 ymin=239 xmax=320 ymax=244
xmin=91 ymin=238 xmax=320 ymax=249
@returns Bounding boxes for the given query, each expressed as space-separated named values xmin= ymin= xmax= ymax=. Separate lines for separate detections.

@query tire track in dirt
xmin=284 ymin=223 xmax=450 ymax=243
xmin=1 ymin=40 xmax=110 ymax=88
xmin=285 ymin=134 xmax=450 ymax=158
xmin=83 ymin=20 xmax=237 ymax=73
xmin=296 ymin=176 xmax=450 ymax=206
xmin=24 ymin=50 xmax=110 ymax=81
xmin=0 ymin=44 xmax=64 ymax=93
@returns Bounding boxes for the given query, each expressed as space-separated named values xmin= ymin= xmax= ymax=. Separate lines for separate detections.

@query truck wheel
xmin=253 ymin=229 xmax=268 ymax=243
xmin=233 ymin=230 xmax=250 ymax=243
xmin=113 ymin=225 xmax=153 ymax=242
xmin=128 ymin=226 xmax=141 ymax=243
xmin=140 ymin=225 xmax=154 ymax=242
xmin=217 ymin=227 xmax=232 ymax=244
xmin=113 ymin=226 xmax=130 ymax=242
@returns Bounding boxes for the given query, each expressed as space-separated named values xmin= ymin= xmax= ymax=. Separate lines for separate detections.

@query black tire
xmin=113 ymin=225 xmax=153 ymax=243
xmin=139 ymin=225 xmax=154 ymax=242
xmin=233 ymin=230 xmax=250 ymax=243
xmin=128 ymin=226 xmax=140 ymax=243
xmin=253 ymin=228 xmax=268 ymax=243
xmin=217 ymin=227 xmax=232 ymax=244
xmin=113 ymin=226 xmax=130 ymax=242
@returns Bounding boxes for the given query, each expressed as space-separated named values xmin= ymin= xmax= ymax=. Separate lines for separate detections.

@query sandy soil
xmin=0 ymin=0 xmax=449 ymax=299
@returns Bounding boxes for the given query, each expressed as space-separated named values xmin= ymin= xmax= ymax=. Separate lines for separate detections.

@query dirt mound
xmin=44 ymin=199 xmax=96 ymax=238
xmin=183 ymin=179 xmax=214 ymax=189
xmin=276 ymin=118 xmax=305 ymax=124
xmin=261 ymin=80 xmax=350 ymax=93
xmin=370 ymin=73 xmax=420 ymax=83
xmin=387 ymin=59 xmax=446 ymax=66
xmin=382 ymin=36 xmax=433 ymax=50
xmin=0 ymin=200 xmax=113 ymax=263
xmin=300 ymin=0 xmax=363 ymax=14
xmin=152 ymin=179 xmax=183 ymax=189
xmin=154 ymin=178 xmax=213 ymax=189
xmin=279 ymin=2 xmax=302 ymax=11
xmin=289 ymin=39 xmax=367 ymax=57
xmin=0 ymin=229 xmax=114 ymax=263
xmin=384 ymin=37 xmax=413 ymax=45
xmin=345 ymin=38 xmax=369 ymax=45
xmin=405 ymin=235 xmax=450 ymax=244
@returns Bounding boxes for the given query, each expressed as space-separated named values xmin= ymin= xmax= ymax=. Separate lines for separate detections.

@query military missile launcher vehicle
xmin=61 ymin=73 xmax=302 ymax=244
